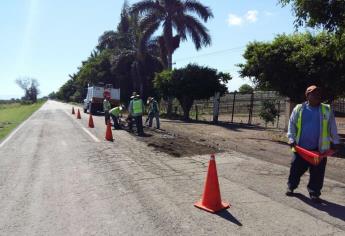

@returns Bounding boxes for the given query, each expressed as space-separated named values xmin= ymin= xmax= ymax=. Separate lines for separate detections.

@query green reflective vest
xmin=110 ymin=107 xmax=121 ymax=117
xmin=133 ymin=99 xmax=143 ymax=115
xmin=103 ymin=99 xmax=111 ymax=111
xmin=295 ymin=103 xmax=331 ymax=152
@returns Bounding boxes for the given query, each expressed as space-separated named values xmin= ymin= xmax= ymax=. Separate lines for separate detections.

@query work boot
xmin=285 ymin=187 xmax=294 ymax=196
xmin=310 ymin=195 xmax=322 ymax=204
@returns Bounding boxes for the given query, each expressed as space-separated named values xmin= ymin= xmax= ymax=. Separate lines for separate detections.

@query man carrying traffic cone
xmin=286 ymin=85 xmax=341 ymax=203
xmin=194 ymin=154 xmax=230 ymax=213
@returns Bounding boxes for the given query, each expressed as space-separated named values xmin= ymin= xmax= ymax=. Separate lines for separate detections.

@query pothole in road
xmin=139 ymin=129 xmax=221 ymax=158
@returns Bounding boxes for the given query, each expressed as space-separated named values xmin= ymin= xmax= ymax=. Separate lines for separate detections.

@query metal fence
xmin=333 ymin=98 xmax=345 ymax=115
xmin=160 ymin=91 xmax=287 ymax=129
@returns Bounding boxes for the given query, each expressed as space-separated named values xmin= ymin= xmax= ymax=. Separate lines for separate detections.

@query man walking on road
xmin=103 ymin=95 xmax=112 ymax=125
xmin=128 ymin=92 xmax=144 ymax=136
xmin=147 ymin=97 xmax=160 ymax=129
xmin=286 ymin=85 xmax=341 ymax=203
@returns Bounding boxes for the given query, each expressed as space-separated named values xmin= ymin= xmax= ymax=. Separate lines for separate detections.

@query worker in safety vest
xmin=286 ymin=85 xmax=341 ymax=203
xmin=103 ymin=95 xmax=112 ymax=125
xmin=147 ymin=97 xmax=160 ymax=129
xmin=109 ymin=105 xmax=124 ymax=130
xmin=128 ymin=92 xmax=144 ymax=135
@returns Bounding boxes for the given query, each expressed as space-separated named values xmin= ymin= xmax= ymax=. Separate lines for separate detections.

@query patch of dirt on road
xmin=138 ymin=128 xmax=221 ymax=157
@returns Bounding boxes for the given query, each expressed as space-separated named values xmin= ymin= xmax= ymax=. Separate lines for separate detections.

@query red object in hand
xmin=294 ymin=145 xmax=335 ymax=166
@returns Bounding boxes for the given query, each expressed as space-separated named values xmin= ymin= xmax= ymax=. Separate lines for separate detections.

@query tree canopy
xmin=56 ymin=1 xmax=163 ymax=104
xmin=280 ymin=0 xmax=345 ymax=34
xmin=131 ymin=0 xmax=213 ymax=69
xmin=239 ymin=32 xmax=345 ymax=103
xmin=15 ymin=77 xmax=40 ymax=103
xmin=154 ymin=64 xmax=231 ymax=120
xmin=238 ymin=84 xmax=254 ymax=93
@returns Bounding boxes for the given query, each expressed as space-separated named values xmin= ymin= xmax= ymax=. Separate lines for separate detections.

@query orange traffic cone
xmin=105 ymin=121 xmax=113 ymax=141
xmin=72 ymin=107 xmax=75 ymax=115
xmin=77 ymin=109 xmax=81 ymax=119
xmin=194 ymin=154 xmax=230 ymax=213
xmin=88 ymin=113 xmax=94 ymax=128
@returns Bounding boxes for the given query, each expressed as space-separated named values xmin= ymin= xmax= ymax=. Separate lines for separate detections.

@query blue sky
xmin=0 ymin=0 xmax=296 ymax=99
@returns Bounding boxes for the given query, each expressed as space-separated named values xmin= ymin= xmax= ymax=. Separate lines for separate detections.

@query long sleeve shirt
xmin=287 ymin=102 xmax=341 ymax=148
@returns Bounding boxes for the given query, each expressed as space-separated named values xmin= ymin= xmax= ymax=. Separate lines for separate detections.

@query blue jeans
xmin=148 ymin=113 xmax=160 ymax=129
xmin=287 ymin=152 xmax=327 ymax=197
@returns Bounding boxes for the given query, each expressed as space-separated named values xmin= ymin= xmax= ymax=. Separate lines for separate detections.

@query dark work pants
xmin=110 ymin=114 xmax=120 ymax=129
xmin=104 ymin=111 xmax=110 ymax=125
xmin=129 ymin=116 xmax=143 ymax=135
xmin=287 ymin=152 xmax=327 ymax=197
xmin=135 ymin=116 xmax=144 ymax=135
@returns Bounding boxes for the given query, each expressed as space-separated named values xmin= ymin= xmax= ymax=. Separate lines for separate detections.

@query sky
xmin=0 ymin=0 xmax=297 ymax=99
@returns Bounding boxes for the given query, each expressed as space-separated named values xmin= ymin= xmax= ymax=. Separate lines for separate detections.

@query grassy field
xmin=0 ymin=101 xmax=45 ymax=141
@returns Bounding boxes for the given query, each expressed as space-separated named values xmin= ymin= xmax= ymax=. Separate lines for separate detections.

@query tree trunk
xmin=179 ymin=97 xmax=193 ymax=121
xmin=166 ymin=52 xmax=173 ymax=116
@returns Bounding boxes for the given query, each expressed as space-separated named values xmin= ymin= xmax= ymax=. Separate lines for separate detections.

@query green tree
xmin=58 ymin=1 xmax=163 ymax=104
xmin=279 ymin=0 xmax=345 ymax=34
xmin=238 ymin=32 xmax=345 ymax=103
xmin=238 ymin=84 xmax=254 ymax=93
xmin=131 ymin=0 xmax=213 ymax=69
xmin=154 ymin=64 xmax=231 ymax=120
xmin=56 ymin=78 xmax=77 ymax=102
xmin=259 ymin=100 xmax=279 ymax=127
xmin=15 ymin=77 xmax=40 ymax=103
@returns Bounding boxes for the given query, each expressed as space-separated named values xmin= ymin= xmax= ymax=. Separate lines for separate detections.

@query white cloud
xmin=245 ymin=10 xmax=258 ymax=23
xmin=227 ymin=14 xmax=242 ymax=26
xmin=227 ymin=10 xmax=259 ymax=26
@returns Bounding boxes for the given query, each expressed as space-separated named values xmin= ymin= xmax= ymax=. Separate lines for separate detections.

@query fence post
xmin=248 ymin=92 xmax=254 ymax=124
xmin=213 ymin=92 xmax=220 ymax=124
xmin=231 ymin=91 xmax=237 ymax=123
xmin=276 ymin=101 xmax=281 ymax=128
xmin=195 ymin=104 xmax=198 ymax=121
xmin=285 ymin=98 xmax=295 ymax=131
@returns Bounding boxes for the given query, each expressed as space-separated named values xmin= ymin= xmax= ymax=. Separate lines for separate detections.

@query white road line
xmin=0 ymin=108 xmax=40 ymax=149
xmin=63 ymin=110 xmax=100 ymax=143
xmin=82 ymin=127 xmax=100 ymax=143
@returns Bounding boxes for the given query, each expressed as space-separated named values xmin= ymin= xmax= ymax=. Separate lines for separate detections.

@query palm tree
xmin=131 ymin=0 xmax=213 ymax=70
xmin=97 ymin=31 xmax=118 ymax=51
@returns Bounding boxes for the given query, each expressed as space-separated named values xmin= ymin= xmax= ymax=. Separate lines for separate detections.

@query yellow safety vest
xmin=295 ymin=103 xmax=331 ymax=152
xmin=110 ymin=107 xmax=121 ymax=116
xmin=133 ymin=99 xmax=143 ymax=115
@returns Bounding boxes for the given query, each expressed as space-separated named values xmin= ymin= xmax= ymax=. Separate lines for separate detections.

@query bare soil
xmin=136 ymin=128 xmax=221 ymax=158
xmin=134 ymin=117 xmax=345 ymax=184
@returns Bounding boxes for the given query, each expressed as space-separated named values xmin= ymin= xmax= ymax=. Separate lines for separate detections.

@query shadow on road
xmin=216 ymin=210 xmax=243 ymax=226
xmin=294 ymin=193 xmax=345 ymax=222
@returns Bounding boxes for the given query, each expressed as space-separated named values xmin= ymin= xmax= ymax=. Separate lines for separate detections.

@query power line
xmin=174 ymin=45 xmax=245 ymax=62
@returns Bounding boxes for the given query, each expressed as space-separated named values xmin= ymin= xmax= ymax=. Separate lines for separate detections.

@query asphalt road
xmin=0 ymin=100 xmax=344 ymax=235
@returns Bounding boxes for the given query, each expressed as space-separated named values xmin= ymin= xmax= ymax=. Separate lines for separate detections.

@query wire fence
xmin=160 ymin=92 xmax=345 ymax=130
xmin=160 ymin=91 xmax=287 ymax=129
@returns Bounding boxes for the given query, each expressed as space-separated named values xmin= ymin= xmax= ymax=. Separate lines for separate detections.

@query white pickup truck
xmin=83 ymin=84 xmax=120 ymax=114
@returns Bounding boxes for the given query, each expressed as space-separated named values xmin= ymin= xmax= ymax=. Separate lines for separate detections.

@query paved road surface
xmin=0 ymin=101 xmax=344 ymax=235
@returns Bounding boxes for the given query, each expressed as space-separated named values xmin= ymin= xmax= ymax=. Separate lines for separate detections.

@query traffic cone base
xmin=88 ymin=114 xmax=94 ymax=128
xmin=105 ymin=122 xmax=113 ymax=141
xmin=194 ymin=154 xmax=230 ymax=213
xmin=77 ymin=109 xmax=81 ymax=119
xmin=194 ymin=201 xmax=230 ymax=213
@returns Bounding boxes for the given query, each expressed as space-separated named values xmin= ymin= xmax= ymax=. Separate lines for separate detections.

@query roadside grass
xmin=0 ymin=101 xmax=45 ymax=141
